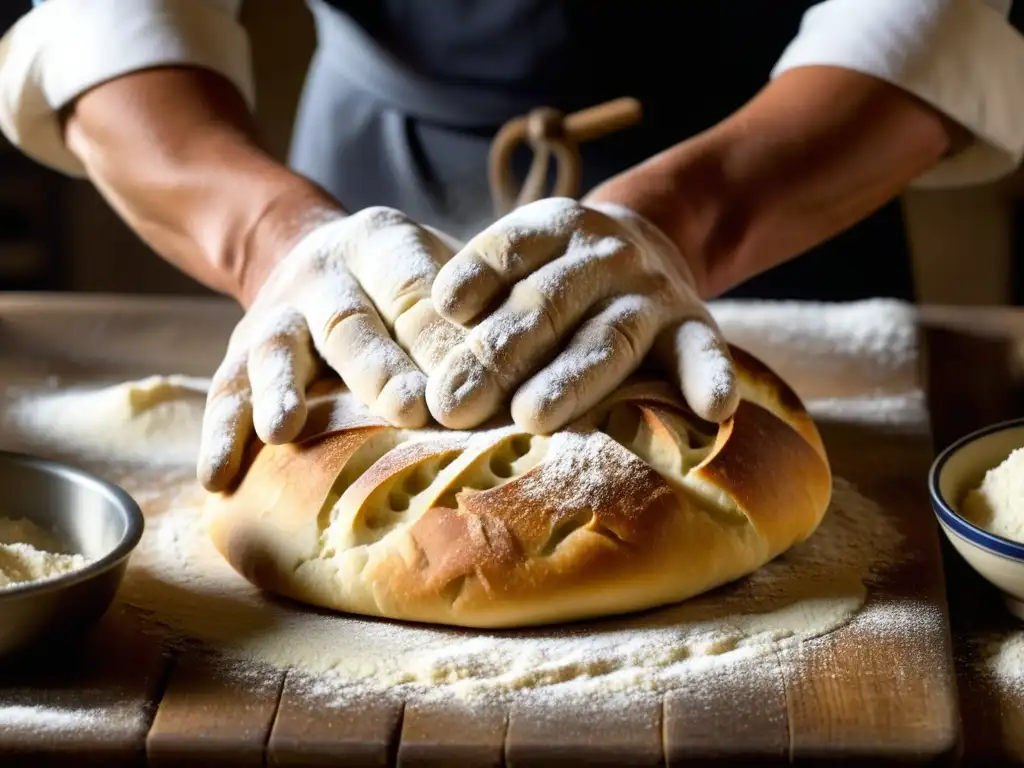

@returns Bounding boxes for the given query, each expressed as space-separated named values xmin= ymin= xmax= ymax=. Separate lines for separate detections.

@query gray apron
xmin=288 ymin=0 xmax=917 ymax=302
xmin=289 ymin=0 xmax=521 ymax=240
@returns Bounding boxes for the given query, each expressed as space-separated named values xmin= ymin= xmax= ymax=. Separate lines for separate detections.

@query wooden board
xmin=147 ymin=649 xmax=285 ymax=766
xmin=778 ymin=418 xmax=960 ymax=765
xmin=0 ymin=294 xmax=962 ymax=765
xmin=0 ymin=605 xmax=168 ymax=768
xmin=921 ymin=307 xmax=1024 ymax=766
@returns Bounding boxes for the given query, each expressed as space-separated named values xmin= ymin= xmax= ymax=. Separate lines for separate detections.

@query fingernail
xmin=378 ymin=371 xmax=429 ymax=427
xmin=511 ymin=385 xmax=572 ymax=434
xmin=434 ymin=257 xmax=502 ymax=324
xmin=426 ymin=348 xmax=503 ymax=429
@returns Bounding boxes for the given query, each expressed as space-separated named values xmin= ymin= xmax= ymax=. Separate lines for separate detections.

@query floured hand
xmin=428 ymin=198 xmax=739 ymax=432
xmin=198 ymin=208 xmax=465 ymax=492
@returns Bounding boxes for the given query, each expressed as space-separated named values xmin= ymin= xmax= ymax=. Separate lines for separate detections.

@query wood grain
xmin=0 ymin=605 xmax=169 ymax=768
xmin=268 ymin=673 xmax=403 ymax=767
xmin=146 ymin=648 xmax=285 ymax=767
xmin=664 ymin=656 xmax=788 ymax=766
xmin=0 ymin=295 xmax=987 ymax=766
xmin=505 ymin=697 xmax=662 ymax=767
xmin=779 ymin=416 xmax=960 ymax=765
xmin=397 ymin=700 xmax=506 ymax=768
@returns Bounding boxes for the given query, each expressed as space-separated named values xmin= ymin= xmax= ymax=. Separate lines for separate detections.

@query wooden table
xmin=1 ymin=293 xmax=1020 ymax=766
xmin=920 ymin=306 xmax=1024 ymax=767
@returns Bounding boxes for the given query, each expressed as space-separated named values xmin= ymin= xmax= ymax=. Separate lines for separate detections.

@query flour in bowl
xmin=0 ymin=517 xmax=90 ymax=589
xmin=961 ymin=447 xmax=1024 ymax=543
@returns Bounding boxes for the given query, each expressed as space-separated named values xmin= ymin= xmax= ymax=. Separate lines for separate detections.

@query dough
xmin=205 ymin=346 xmax=832 ymax=628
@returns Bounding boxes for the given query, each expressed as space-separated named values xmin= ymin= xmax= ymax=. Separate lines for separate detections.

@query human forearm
xmin=586 ymin=66 xmax=960 ymax=298
xmin=63 ymin=67 xmax=340 ymax=305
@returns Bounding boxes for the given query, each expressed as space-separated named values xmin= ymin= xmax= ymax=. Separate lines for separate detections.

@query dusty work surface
xmin=922 ymin=307 xmax=1024 ymax=766
xmin=0 ymin=293 xmax=959 ymax=766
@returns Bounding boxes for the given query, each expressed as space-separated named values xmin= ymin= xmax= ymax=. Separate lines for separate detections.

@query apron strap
xmin=488 ymin=98 xmax=644 ymax=216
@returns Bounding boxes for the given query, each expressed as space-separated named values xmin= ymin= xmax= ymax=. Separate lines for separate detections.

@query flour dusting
xmin=114 ymin=471 xmax=901 ymax=705
xmin=710 ymin=298 xmax=918 ymax=400
xmin=971 ymin=630 xmax=1024 ymax=693
xmin=7 ymin=374 xmax=208 ymax=465
xmin=0 ymin=298 xmax=928 ymax=716
xmin=0 ymin=705 xmax=109 ymax=735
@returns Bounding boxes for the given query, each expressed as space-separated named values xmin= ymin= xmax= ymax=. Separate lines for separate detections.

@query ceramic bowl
xmin=0 ymin=450 xmax=144 ymax=657
xmin=929 ymin=417 xmax=1024 ymax=619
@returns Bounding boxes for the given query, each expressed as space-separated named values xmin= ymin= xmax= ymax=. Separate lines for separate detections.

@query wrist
xmin=61 ymin=66 xmax=348 ymax=308
xmin=583 ymin=134 xmax=740 ymax=299
xmin=233 ymin=178 xmax=345 ymax=307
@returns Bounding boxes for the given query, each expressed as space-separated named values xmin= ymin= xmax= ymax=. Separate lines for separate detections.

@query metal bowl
xmin=0 ymin=450 xmax=144 ymax=657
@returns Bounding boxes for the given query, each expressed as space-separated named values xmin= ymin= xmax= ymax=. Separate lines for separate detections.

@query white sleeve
xmin=772 ymin=0 xmax=1024 ymax=189
xmin=0 ymin=0 xmax=254 ymax=178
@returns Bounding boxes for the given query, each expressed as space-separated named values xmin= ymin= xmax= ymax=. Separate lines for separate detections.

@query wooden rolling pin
xmin=488 ymin=97 xmax=643 ymax=217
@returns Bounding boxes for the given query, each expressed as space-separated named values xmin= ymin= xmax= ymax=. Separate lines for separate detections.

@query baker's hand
xmin=198 ymin=207 xmax=465 ymax=492
xmin=427 ymin=197 xmax=739 ymax=432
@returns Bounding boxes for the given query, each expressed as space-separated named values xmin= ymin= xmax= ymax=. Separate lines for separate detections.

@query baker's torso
xmin=289 ymin=0 xmax=915 ymax=301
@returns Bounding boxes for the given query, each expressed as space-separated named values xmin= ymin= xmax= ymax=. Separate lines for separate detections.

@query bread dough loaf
xmin=205 ymin=346 xmax=832 ymax=628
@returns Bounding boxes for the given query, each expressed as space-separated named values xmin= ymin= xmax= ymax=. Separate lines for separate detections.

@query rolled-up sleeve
xmin=773 ymin=0 xmax=1024 ymax=188
xmin=0 ymin=0 xmax=253 ymax=177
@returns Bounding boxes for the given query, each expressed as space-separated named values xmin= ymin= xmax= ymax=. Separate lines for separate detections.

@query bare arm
xmin=62 ymin=67 xmax=341 ymax=305
xmin=585 ymin=66 xmax=962 ymax=299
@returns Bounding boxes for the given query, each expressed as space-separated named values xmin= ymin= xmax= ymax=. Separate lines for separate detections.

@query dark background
xmin=0 ymin=1 xmax=1020 ymax=306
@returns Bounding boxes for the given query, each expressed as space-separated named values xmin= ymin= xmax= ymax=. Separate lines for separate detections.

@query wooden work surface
xmin=920 ymin=306 xmax=1024 ymax=767
xmin=0 ymin=293 xmax=969 ymax=766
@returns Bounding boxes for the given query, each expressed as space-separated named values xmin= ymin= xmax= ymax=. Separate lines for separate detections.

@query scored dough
xmin=204 ymin=345 xmax=832 ymax=629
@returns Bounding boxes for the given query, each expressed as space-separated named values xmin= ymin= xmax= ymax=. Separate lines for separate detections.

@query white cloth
xmin=773 ymin=0 xmax=1024 ymax=188
xmin=0 ymin=0 xmax=251 ymax=177
xmin=0 ymin=0 xmax=1021 ymax=188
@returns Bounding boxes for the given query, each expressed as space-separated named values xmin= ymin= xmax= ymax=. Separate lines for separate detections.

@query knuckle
xmin=603 ymin=297 xmax=657 ymax=357
xmin=254 ymin=308 xmax=307 ymax=346
xmin=349 ymin=205 xmax=410 ymax=232
xmin=211 ymin=353 xmax=248 ymax=392
xmin=522 ymin=196 xmax=581 ymax=222
xmin=320 ymin=303 xmax=377 ymax=343
xmin=604 ymin=318 xmax=643 ymax=359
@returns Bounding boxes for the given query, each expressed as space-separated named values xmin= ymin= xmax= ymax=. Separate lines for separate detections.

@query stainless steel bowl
xmin=0 ymin=450 xmax=144 ymax=657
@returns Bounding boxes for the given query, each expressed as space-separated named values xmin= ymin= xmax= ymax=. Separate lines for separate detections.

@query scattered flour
xmin=0 ymin=705 xmax=108 ymax=735
xmin=116 ymin=471 xmax=903 ymax=705
xmin=0 ymin=691 xmax=151 ymax=740
xmin=970 ymin=631 xmax=1024 ymax=695
xmin=0 ymin=517 xmax=90 ymax=590
xmin=6 ymin=374 xmax=208 ymax=466
xmin=0 ymin=298 xmax=927 ymax=715
xmin=710 ymin=298 xmax=918 ymax=400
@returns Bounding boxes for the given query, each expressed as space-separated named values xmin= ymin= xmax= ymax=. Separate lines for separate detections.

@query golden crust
xmin=205 ymin=345 xmax=833 ymax=628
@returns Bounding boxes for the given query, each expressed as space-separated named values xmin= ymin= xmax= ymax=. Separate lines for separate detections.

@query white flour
xmin=982 ymin=633 xmax=1024 ymax=680
xmin=7 ymin=374 xmax=208 ymax=465
xmin=0 ymin=517 xmax=90 ymax=589
xmin=961 ymin=447 xmax=1024 ymax=543
xmin=970 ymin=630 xmax=1024 ymax=697
xmin=0 ymin=705 xmax=110 ymax=736
xmin=1 ymin=298 xmax=923 ymax=711
xmin=710 ymin=298 xmax=918 ymax=400
xmin=115 ymin=471 xmax=902 ymax=705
